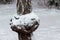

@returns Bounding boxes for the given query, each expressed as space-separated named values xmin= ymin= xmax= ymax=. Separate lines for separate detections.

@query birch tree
xmin=17 ymin=0 xmax=32 ymax=15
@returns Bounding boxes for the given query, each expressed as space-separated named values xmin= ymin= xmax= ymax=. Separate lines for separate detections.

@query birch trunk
xmin=17 ymin=0 xmax=32 ymax=15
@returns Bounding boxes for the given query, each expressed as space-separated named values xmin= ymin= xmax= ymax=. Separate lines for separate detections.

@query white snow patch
xmin=10 ymin=12 xmax=40 ymax=29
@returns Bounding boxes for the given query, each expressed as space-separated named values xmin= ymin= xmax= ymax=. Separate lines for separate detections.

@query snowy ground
xmin=0 ymin=3 xmax=60 ymax=40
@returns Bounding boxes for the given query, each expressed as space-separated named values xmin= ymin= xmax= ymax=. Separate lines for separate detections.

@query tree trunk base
xmin=18 ymin=33 xmax=32 ymax=40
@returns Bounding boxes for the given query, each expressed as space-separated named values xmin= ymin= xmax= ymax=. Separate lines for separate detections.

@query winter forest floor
xmin=0 ymin=3 xmax=60 ymax=40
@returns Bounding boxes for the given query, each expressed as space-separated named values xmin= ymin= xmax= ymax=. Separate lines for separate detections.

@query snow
xmin=10 ymin=12 xmax=40 ymax=30
xmin=10 ymin=12 xmax=40 ymax=28
xmin=0 ymin=2 xmax=60 ymax=40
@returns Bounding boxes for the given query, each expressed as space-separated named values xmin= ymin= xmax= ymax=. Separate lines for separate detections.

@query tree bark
xmin=18 ymin=33 xmax=31 ymax=40
xmin=17 ymin=0 xmax=32 ymax=15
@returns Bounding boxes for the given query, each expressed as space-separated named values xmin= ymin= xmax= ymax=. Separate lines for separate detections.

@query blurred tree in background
xmin=0 ymin=0 xmax=14 ymax=4
xmin=47 ymin=0 xmax=60 ymax=9
xmin=38 ymin=0 xmax=60 ymax=9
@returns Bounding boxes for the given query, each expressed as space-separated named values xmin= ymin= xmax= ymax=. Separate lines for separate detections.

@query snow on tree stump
xmin=10 ymin=12 xmax=40 ymax=40
xmin=10 ymin=0 xmax=40 ymax=40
